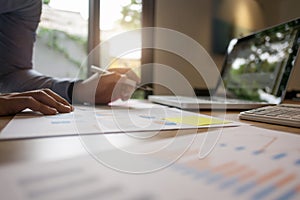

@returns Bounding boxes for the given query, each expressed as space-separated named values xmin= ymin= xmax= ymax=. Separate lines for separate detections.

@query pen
xmin=91 ymin=65 xmax=136 ymax=88
xmin=90 ymin=65 xmax=153 ymax=91
xmin=90 ymin=65 xmax=113 ymax=75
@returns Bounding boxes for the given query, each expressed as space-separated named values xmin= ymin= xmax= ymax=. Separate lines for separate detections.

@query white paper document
xmin=0 ymin=102 xmax=239 ymax=140
xmin=0 ymin=126 xmax=299 ymax=200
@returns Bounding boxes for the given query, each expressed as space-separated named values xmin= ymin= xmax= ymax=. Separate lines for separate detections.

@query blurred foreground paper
xmin=0 ymin=126 xmax=300 ymax=200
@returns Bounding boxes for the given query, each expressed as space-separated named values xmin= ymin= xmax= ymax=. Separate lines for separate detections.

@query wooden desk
xmin=0 ymin=107 xmax=299 ymax=166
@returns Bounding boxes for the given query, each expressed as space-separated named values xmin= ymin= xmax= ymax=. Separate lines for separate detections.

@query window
xmin=35 ymin=0 xmax=155 ymax=93
xmin=97 ymin=0 xmax=142 ymax=78
xmin=34 ymin=0 xmax=89 ymax=79
xmin=88 ymin=0 xmax=155 ymax=99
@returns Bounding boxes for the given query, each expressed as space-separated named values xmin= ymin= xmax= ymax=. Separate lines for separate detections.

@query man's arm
xmin=0 ymin=69 xmax=75 ymax=102
xmin=0 ymin=0 xmax=75 ymax=102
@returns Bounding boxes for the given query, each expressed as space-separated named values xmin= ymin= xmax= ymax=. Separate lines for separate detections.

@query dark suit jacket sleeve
xmin=0 ymin=0 xmax=76 ymax=102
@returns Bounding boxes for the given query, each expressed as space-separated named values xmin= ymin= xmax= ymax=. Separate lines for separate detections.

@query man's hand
xmin=0 ymin=89 xmax=74 ymax=116
xmin=73 ymin=68 xmax=140 ymax=104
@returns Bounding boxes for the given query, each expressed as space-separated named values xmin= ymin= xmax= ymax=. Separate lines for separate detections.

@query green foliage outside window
xmin=119 ymin=0 xmax=142 ymax=29
xmin=43 ymin=0 xmax=50 ymax=5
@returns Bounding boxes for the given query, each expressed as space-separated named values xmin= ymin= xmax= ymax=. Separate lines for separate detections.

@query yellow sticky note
xmin=164 ymin=116 xmax=230 ymax=126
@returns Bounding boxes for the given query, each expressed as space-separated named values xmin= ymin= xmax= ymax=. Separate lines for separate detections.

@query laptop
xmin=149 ymin=18 xmax=300 ymax=110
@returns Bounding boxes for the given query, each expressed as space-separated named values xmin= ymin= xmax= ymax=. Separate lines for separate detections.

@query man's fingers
xmin=13 ymin=89 xmax=73 ymax=113
xmin=4 ymin=97 xmax=57 ymax=115
xmin=43 ymin=89 xmax=74 ymax=110
xmin=110 ymin=75 xmax=136 ymax=101
xmin=78 ymin=70 xmax=139 ymax=104
xmin=22 ymin=97 xmax=58 ymax=115
xmin=97 ymin=73 xmax=123 ymax=103
xmin=30 ymin=90 xmax=72 ymax=113
xmin=108 ymin=68 xmax=141 ymax=83
xmin=100 ymin=73 xmax=137 ymax=102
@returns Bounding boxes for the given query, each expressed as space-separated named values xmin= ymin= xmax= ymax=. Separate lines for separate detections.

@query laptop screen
xmin=216 ymin=18 xmax=300 ymax=104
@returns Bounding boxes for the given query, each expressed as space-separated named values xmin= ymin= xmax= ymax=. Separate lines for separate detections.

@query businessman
xmin=0 ymin=0 xmax=139 ymax=107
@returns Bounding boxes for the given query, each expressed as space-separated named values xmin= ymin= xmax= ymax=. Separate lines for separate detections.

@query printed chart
xmin=161 ymin=127 xmax=300 ymax=200
xmin=0 ymin=126 xmax=299 ymax=200
xmin=0 ymin=105 xmax=236 ymax=139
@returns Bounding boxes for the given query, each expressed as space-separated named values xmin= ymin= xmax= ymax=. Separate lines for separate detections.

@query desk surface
xmin=0 ymin=105 xmax=299 ymax=166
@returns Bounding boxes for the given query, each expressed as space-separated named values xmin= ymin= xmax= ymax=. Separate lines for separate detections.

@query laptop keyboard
xmin=239 ymin=104 xmax=300 ymax=127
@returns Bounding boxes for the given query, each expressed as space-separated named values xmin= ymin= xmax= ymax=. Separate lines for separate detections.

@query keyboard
xmin=239 ymin=104 xmax=300 ymax=128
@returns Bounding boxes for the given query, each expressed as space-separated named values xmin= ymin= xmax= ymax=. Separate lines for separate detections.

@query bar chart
xmin=164 ymin=127 xmax=300 ymax=200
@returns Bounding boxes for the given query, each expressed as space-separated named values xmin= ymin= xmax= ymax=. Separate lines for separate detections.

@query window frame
xmin=87 ymin=0 xmax=155 ymax=90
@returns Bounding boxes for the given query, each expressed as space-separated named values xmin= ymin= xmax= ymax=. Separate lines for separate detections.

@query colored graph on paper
xmin=157 ymin=126 xmax=300 ymax=200
xmin=0 ymin=126 xmax=299 ymax=200
xmin=93 ymin=107 xmax=231 ymax=132
xmin=0 ymin=106 xmax=238 ymax=139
